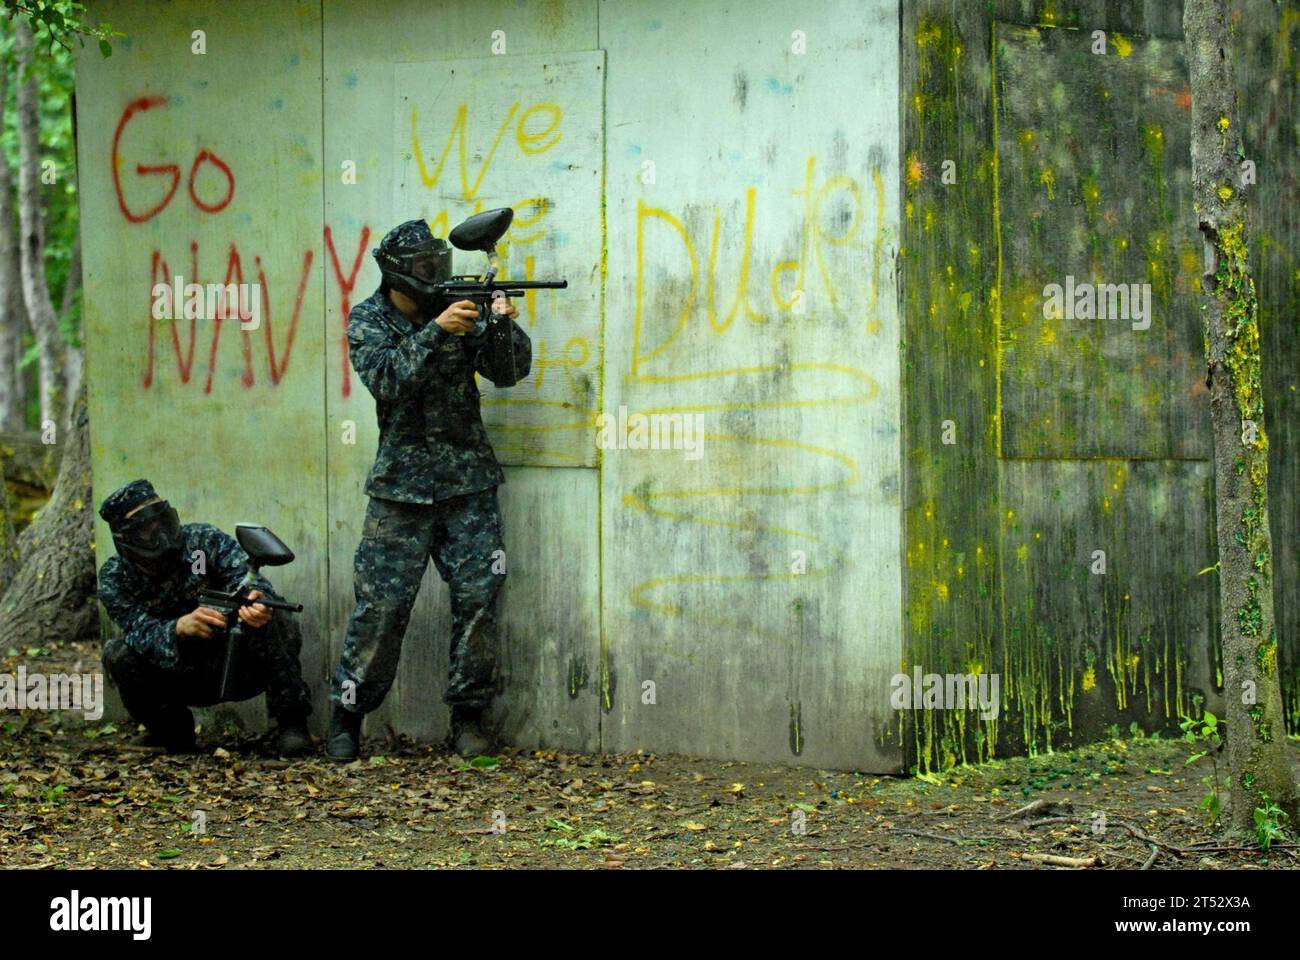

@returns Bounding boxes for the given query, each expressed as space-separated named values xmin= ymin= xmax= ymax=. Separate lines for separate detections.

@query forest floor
xmin=3 ymin=638 xmax=1300 ymax=870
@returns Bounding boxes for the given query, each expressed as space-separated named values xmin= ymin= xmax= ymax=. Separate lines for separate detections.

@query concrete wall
xmin=900 ymin=0 xmax=1300 ymax=771
xmin=78 ymin=0 xmax=904 ymax=770
xmin=78 ymin=1 xmax=330 ymax=733
xmin=79 ymin=0 xmax=1294 ymax=774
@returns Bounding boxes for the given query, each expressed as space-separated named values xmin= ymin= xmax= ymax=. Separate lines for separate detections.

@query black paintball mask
xmin=111 ymin=499 xmax=184 ymax=574
xmin=373 ymin=219 xmax=452 ymax=317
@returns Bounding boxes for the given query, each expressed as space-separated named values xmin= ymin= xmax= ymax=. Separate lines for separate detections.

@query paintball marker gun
xmin=198 ymin=523 xmax=303 ymax=701
xmin=435 ymin=207 xmax=567 ymax=388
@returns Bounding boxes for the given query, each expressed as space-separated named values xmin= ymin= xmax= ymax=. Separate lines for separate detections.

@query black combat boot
xmin=326 ymin=705 xmax=363 ymax=761
xmin=273 ymin=715 xmax=313 ymax=757
xmin=133 ymin=706 xmax=197 ymax=754
xmin=450 ymin=705 xmax=494 ymax=758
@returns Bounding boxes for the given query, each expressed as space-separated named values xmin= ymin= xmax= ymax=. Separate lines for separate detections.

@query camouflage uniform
xmin=98 ymin=523 xmax=311 ymax=725
xmin=333 ymin=286 xmax=530 ymax=715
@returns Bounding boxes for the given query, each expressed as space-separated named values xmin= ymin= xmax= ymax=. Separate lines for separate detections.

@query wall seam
xmin=595 ymin=0 xmax=606 ymax=754
xmin=318 ymin=0 xmax=332 ymax=712
xmin=894 ymin=0 xmax=907 ymax=775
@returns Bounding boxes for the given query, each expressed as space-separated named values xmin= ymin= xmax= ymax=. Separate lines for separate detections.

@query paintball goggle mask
xmin=373 ymin=220 xmax=452 ymax=315
xmin=111 ymin=499 xmax=184 ymax=573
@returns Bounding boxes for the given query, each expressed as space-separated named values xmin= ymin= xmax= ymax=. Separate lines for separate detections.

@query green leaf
xmin=157 ymin=849 xmax=182 ymax=859
xmin=99 ymin=39 xmax=112 ymax=58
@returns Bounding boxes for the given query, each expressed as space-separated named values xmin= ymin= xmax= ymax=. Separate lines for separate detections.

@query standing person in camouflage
xmin=328 ymin=217 xmax=530 ymax=761
xmin=96 ymin=480 xmax=312 ymax=755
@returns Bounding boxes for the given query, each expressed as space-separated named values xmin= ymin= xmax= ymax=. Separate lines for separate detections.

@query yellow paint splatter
xmin=1039 ymin=167 xmax=1057 ymax=200
xmin=906 ymin=153 xmax=923 ymax=189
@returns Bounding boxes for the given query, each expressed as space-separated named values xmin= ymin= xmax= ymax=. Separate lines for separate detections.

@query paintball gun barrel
xmin=437 ymin=207 xmax=567 ymax=387
xmin=197 ymin=587 xmax=302 ymax=616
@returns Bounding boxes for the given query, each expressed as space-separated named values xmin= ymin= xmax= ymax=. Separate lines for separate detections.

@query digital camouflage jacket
xmin=97 ymin=523 xmax=275 ymax=671
xmin=346 ymin=289 xmax=532 ymax=504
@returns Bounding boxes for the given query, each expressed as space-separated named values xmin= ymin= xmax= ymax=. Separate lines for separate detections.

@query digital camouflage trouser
xmin=102 ymin=614 xmax=311 ymax=728
xmin=332 ymin=487 xmax=505 ymax=715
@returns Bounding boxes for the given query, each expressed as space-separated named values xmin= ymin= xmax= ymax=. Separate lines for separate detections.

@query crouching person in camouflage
xmin=328 ymin=218 xmax=529 ymax=761
xmin=97 ymin=480 xmax=312 ymax=756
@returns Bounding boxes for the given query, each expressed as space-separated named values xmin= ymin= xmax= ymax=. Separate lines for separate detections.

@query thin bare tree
xmin=0 ymin=31 xmax=29 ymax=433
xmin=13 ymin=16 xmax=64 ymax=431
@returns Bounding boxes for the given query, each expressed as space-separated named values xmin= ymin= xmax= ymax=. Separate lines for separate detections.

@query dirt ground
xmin=3 ymin=640 xmax=1299 ymax=870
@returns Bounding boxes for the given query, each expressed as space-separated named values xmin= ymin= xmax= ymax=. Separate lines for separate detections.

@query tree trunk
xmin=0 ymin=447 xmax=17 ymax=597
xmin=14 ymin=18 xmax=65 ymax=432
xmin=0 ymin=41 xmax=29 ymax=434
xmin=0 ymin=379 xmax=96 ymax=646
xmin=1184 ymin=0 xmax=1298 ymax=834
xmin=0 ymin=283 xmax=24 ymax=433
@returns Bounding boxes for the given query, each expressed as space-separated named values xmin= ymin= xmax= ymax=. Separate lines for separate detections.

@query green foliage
xmin=1 ymin=1 xmax=120 ymax=56
xmin=1252 ymin=796 xmax=1289 ymax=851
xmin=1180 ymin=698 xmax=1228 ymax=826
xmin=540 ymin=819 xmax=620 ymax=850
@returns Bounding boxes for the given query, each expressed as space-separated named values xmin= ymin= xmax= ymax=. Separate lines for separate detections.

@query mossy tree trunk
xmin=0 ymin=380 xmax=95 ymax=647
xmin=1184 ymin=0 xmax=1298 ymax=834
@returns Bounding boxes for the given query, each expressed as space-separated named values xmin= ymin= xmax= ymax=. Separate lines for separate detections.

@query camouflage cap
xmin=99 ymin=479 xmax=160 ymax=527
xmin=380 ymin=218 xmax=436 ymax=253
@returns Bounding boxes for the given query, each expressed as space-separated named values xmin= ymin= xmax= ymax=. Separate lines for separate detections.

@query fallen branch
xmin=1020 ymin=852 xmax=1096 ymax=868
xmin=1000 ymin=798 xmax=1071 ymax=821
xmin=1119 ymin=821 xmax=1185 ymax=859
